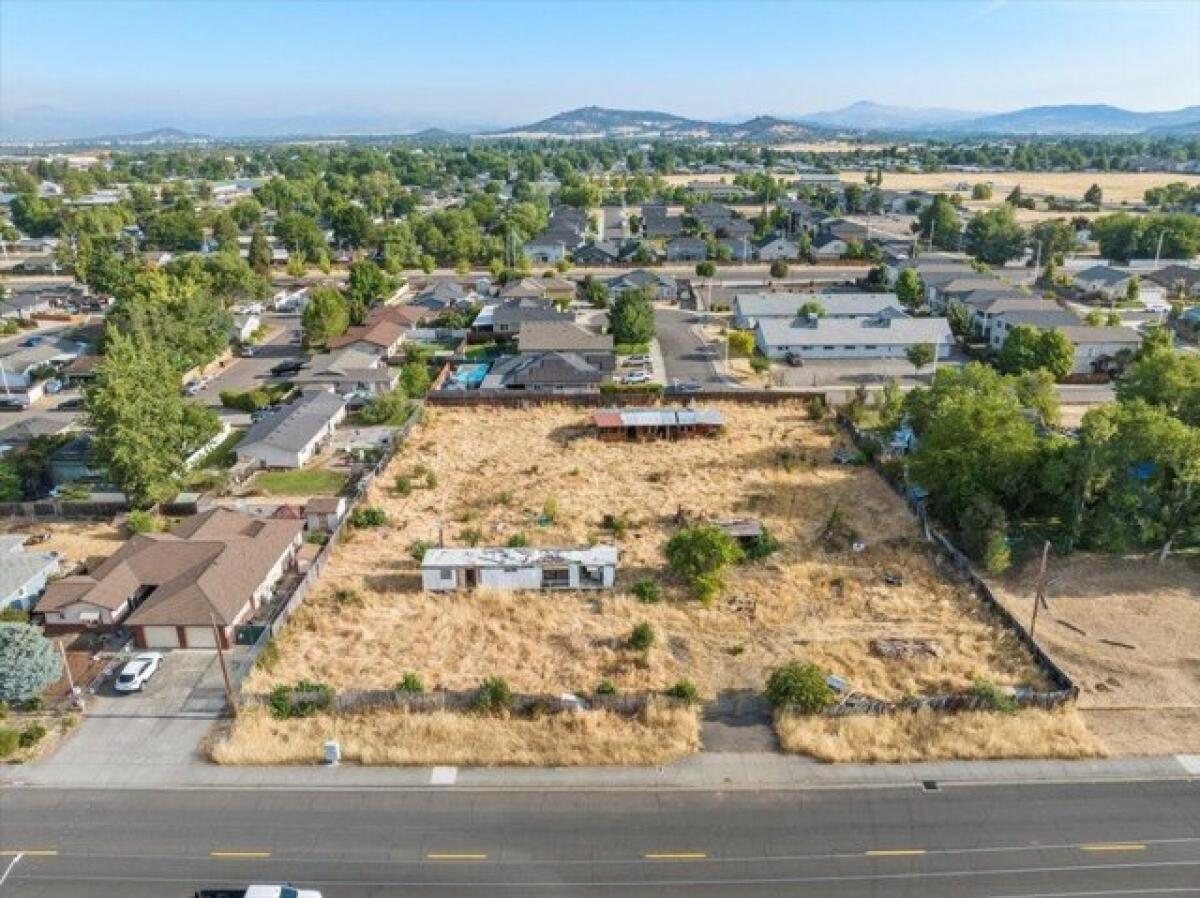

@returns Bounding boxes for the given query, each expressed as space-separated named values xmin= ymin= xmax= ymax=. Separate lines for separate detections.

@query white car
xmin=114 ymin=653 xmax=164 ymax=693
xmin=620 ymin=371 xmax=653 ymax=385
xmin=621 ymin=354 xmax=652 ymax=368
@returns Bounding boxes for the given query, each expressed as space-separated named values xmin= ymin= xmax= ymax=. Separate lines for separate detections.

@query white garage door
xmin=184 ymin=626 xmax=217 ymax=649
xmin=141 ymin=626 xmax=180 ymax=648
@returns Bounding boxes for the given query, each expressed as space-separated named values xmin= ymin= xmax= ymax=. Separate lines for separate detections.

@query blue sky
xmin=2 ymin=0 xmax=1198 ymax=136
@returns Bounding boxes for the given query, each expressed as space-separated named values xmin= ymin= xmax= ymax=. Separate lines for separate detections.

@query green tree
xmin=769 ymin=259 xmax=789 ymax=278
xmin=0 ymin=623 xmax=62 ymax=702
xmin=894 ymin=268 xmax=924 ymax=310
xmin=399 ymin=360 xmax=431 ymax=397
xmin=971 ymin=182 xmax=993 ymax=200
xmin=346 ymin=259 xmax=394 ymax=324
xmin=582 ymin=277 xmax=610 ymax=308
xmin=727 ymin=330 xmax=755 ymax=357
xmin=998 ymin=325 xmax=1073 ymax=379
xmin=1125 ymin=275 xmax=1140 ymax=305
xmin=964 ymin=204 xmax=1026 ymax=265
xmin=905 ymin=342 xmax=935 ymax=374
xmin=1117 ymin=344 xmax=1200 ymax=426
xmin=330 ymin=202 xmax=373 ymax=248
xmin=609 ymin=287 xmax=654 ymax=345
xmin=301 ymin=285 xmax=350 ymax=348
xmin=1083 ymin=183 xmax=1103 ymax=205
xmin=85 ymin=331 xmax=189 ymax=507
xmin=664 ymin=523 xmax=744 ymax=601
xmin=1029 ymin=218 xmax=1076 ymax=265
xmin=696 ymin=260 xmax=716 ymax=277
xmin=248 ymin=227 xmax=272 ymax=276
xmin=917 ymin=194 xmax=961 ymax=250
xmin=797 ymin=300 xmax=825 ymax=318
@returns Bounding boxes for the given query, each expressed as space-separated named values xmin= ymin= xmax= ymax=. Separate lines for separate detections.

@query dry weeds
xmin=207 ymin=703 xmax=700 ymax=767
xmin=249 ymin=404 xmax=1045 ymax=703
xmin=0 ymin=521 xmax=125 ymax=571
xmin=775 ymin=707 xmax=1105 ymax=763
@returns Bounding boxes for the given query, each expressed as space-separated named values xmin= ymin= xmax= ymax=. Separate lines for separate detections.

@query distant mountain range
xmin=4 ymin=101 xmax=1200 ymax=145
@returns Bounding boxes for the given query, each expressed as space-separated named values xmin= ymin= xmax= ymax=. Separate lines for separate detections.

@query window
xmin=439 ymin=569 xmax=453 ymax=581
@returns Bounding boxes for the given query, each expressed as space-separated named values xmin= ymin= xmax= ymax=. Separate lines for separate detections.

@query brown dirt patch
xmin=0 ymin=521 xmax=125 ymax=572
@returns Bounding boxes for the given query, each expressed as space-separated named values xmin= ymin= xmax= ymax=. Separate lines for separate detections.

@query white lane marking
xmin=0 ymin=853 xmax=23 ymax=888
xmin=430 ymin=766 xmax=457 ymax=785
xmin=1176 ymin=755 xmax=1200 ymax=775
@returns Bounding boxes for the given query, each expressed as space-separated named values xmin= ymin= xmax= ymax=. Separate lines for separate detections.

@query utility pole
xmin=1154 ymin=229 xmax=1165 ymax=268
xmin=1028 ymin=540 xmax=1051 ymax=639
xmin=57 ymin=639 xmax=81 ymax=709
xmin=212 ymin=613 xmax=239 ymax=719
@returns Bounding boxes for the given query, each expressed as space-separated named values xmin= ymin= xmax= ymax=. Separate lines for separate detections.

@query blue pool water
xmin=451 ymin=363 xmax=489 ymax=388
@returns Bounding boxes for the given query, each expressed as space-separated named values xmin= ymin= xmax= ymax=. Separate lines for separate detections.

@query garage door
xmin=141 ymin=626 xmax=180 ymax=648
xmin=184 ymin=626 xmax=217 ymax=649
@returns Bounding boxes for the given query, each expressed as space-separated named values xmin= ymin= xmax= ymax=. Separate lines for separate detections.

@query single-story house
xmin=0 ymin=416 xmax=76 ymax=453
xmin=421 ymin=545 xmax=617 ymax=593
xmin=481 ymin=351 xmax=607 ymax=392
xmin=487 ymin=297 xmax=573 ymax=338
xmin=517 ymin=321 xmax=614 ymax=361
xmin=1073 ymin=265 xmax=1167 ymax=305
xmin=606 ymin=269 xmax=678 ymax=301
xmin=498 ymin=277 xmax=576 ymax=304
xmin=36 ymin=508 xmax=303 ymax=648
xmin=235 ymin=390 xmax=348 ymax=469
xmin=1144 ymin=264 xmax=1200 ymax=299
xmin=961 ymin=296 xmax=1067 ymax=341
xmin=756 ymin=234 xmax=801 ymax=261
xmin=292 ymin=346 xmax=399 ymax=400
xmin=326 ymin=316 xmax=407 ymax=359
xmin=304 ymin=496 xmax=347 ymax=532
xmin=0 ymin=337 xmax=85 ymax=392
xmin=755 ymin=316 xmax=954 ymax=361
xmin=732 ymin=293 xmax=907 ymax=329
xmin=0 ymin=535 xmax=61 ymax=612
xmin=666 ymin=237 xmax=708 ymax=262
xmin=988 ymin=308 xmax=1082 ymax=349
xmin=1057 ymin=326 xmax=1143 ymax=375
xmin=593 ymin=407 xmax=725 ymax=441
xmin=811 ymin=233 xmax=849 ymax=259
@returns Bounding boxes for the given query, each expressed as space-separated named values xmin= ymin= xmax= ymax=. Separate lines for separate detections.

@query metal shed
xmin=593 ymin=407 xmax=725 ymax=442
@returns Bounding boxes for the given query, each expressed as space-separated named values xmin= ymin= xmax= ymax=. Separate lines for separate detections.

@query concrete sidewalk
xmin=7 ymin=742 xmax=1197 ymax=792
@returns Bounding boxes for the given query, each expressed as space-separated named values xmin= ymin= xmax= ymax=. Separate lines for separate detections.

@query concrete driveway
xmin=23 ymin=652 xmax=226 ymax=784
xmin=654 ymin=306 xmax=736 ymax=387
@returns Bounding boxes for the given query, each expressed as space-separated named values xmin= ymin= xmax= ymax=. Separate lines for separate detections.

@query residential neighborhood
xmin=0 ymin=1 xmax=1198 ymax=895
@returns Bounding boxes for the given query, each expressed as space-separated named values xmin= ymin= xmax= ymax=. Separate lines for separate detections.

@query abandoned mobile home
xmin=593 ymin=407 xmax=725 ymax=441
xmin=421 ymin=546 xmax=618 ymax=592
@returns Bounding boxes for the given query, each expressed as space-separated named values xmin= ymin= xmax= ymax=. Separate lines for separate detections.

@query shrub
xmin=595 ymin=679 xmax=617 ymax=696
xmin=357 ymin=391 xmax=410 ymax=426
xmin=541 ymin=495 xmax=560 ymax=523
xmin=19 ymin=696 xmax=41 ymax=712
xmin=0 ymin=607 xmax=28 ymax=623
xmin=628 ymin=621 xmax=656 ymax=652
xmin=424 ymin=471 xmax=438 ymax=489
xmin=505 ymin=532 xmax=529 ymax=548
xmin=602 ymin=513 xmax=629 ymax=538
xmin=350 ymin=506 xmax=388 ymax=528
xmin=769 ymin=260 xmax=790 ymax=278
xmin=727 ymin=330 xmax=755 ymax=357
xmin=220 ymin=388 xmax=273 ymax=412
xmin=268 ymin=680 xmax=333 ymax=719
xmin=125 ymin=510 xmax=159 ymax=535
xmin=632 ymin=578 xmax=661 ymax=604
xmin=749 ymin=355 xmax=770 ymax=374
xmin=665 ymin=679 xmax=700 ymax=704
xmin=408 ymin=539 xmax=432 ymax=562
xmin=396 ymin=672 xmax=425 ymax=694
xmin=765 ymin=661 xmax=835 ymax=712
xmin=742 ymin=526 xmax=780 ymax=562
xmin=805 ymin=397 xmax=826 ymax=421
xmin=460 ymin=527 xmax=483 ymax=547
xmin=971 ymin=676 xmax=1019 ymax=714
xmin=474 ymin=676 xmax=512 ymax=713
xmin=0 ymin=726 xmax=19 ymax=758
xmin=18 ymin=722 xmax=46 ymax=748
xmin=664 ymin=524 xmax=743 ymax=601
xmin=332 ymin=588 xmax=362 ymax=607
xmin=0 ymin=623 xmax=62 ymax=703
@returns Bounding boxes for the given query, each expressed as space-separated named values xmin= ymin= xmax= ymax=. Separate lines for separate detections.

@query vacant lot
xmin=0 ymin=520 xmax=125 ymax=571
xmin=990 ymin=551 xmax=1200 ymax=755
xmin=248 ymin=404 xmax=1045 ymax=705
xmin=248 ymin=467 xmax=347 ymax=497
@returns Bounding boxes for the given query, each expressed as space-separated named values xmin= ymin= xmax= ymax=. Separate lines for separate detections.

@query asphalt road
xmin=654 ymin=306 xmax=730 ymax=387
xmin=1 ymin=781 xmax=1197 ymax=897
xmin=189 ymin=312 xmax=305 ymax=414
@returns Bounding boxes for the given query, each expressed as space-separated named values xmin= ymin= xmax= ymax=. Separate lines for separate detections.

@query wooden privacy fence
xmin=0 ymin=499 xmax=128 ymax=520
xmin=426 ymin=388 xmax=828 ymax=408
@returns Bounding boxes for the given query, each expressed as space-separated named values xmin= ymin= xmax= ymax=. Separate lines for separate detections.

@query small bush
xmin=474 ymin=676 xmax=512 ymax=713
xmin=18 ymin=696 xmax=42 ymax=712
xmin=749 ymin=355 xmax=770 ymax=374
xmin=460 ymin=527 xmax=483 ymax=547
xmin=396 ymin=672 xmax=425 ymax=694
xmin=742 ymin=526 xmax=780 ymax=562
xmin=971 ymin=677 xmax=1019 ymax=714
xmin=408 ymin=539 xmax=432 ymax=562
xmin=494 ymin=490 xmax=513 ymax=506
xmin=18 ymin=722 xmax=46 ymax=748
xmin=665 ymin=524 xmax=743 ymax=602
xmin=125 ymin=510 xmax=159 ymax=535
xmin=350 ymin=506 xmax=388 ymax=528
xmin=632 ymin=578 xmax=661 ymax=604
xmin=268 ymin=680 xmax=332 ymax=720
xmin=424 ymin=471 xmax=438 ymax=489
xmin=765 ymin=661 xmax=834 ymax=712
xmin=595 ymin=679 xmax=617 ymax=696
xmin=332 ymin=588 xmax=362 ymax=607
xmin=0 ymin=607 xmax=28 ymax=623
xmin=394 ymin=475 xmax=413 ymax=496
xmin=0 ymin=726 xmax=19 ymax=758
xmin=603 ymin=513 xmax=629 ymax=538
xmin=805 ymin=397 xmax=825 ymax=421
xmin=304 ymin=531 xmax=328 ymax=545
xmin=506 ymin=532 xmax=529 ymax=548
xmin=628 ymin=621 xmax=656 ymax=652
xmin=541 ymin=495 xmax=560 ymax=524
xmin=664 ymin=679 xmax=700 ymax=704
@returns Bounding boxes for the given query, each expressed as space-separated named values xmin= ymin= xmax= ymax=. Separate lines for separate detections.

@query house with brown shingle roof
xmin=36 ymin=509 xmax=303 ymax=649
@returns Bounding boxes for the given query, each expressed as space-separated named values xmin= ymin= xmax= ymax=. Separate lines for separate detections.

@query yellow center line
xmin=0 ymin=850 xmax=57 ymax=857
xmin=426 ymin=853 xmax=489 ymax=861
xmin=210 ymin=850 xmax=272 ymax=859
xmin=865 ymin=848 xmax=927 ymax=857
xmin=1079 ymin=843 xmax=1146 ymax=852
xmin=643 ymin=852 xmax=708 ymax=860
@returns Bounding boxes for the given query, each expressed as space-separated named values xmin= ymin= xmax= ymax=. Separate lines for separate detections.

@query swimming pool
xmin=450 ymin=363 xmax=489 ymax=389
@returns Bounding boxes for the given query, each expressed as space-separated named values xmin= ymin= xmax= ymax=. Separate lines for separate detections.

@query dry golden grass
xmin=775 ymin=707 xmax=1105 ymax=763
xmin=250 ymin=404 xmax=1045 ymax=704
xmin=207 ymin=703 xmax=700 ymax=767
xmin=0 ymin=521 xmax=125 ymax=571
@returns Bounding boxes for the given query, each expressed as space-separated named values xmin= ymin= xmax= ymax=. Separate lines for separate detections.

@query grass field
xmin=248 ymin=404 xmax=1046 ymax=705
xmin=250 ymin=467 xmax=347 ymax=497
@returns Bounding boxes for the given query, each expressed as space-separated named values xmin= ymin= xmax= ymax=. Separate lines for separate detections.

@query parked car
xmin=620 ymin=371 xmax=653 ymax=385
xmin=44 ymin=378 xmax=63 ymax=395
xmin=240 ymin=345 xmax=259 ymax=358
xmin=271 ymin=360 xmax=304 ymax=376
xmin=184 ymin=381 xmax=204 ymax=396
xmin=19 ymin=336 xmax=44 ymax=348
xmin=621 ymin=354 xmax=652 ymax=368
xmin=113 ymin=653 xmax=164 ymax=693
xmin=56 ymin=396 xmax=86 ymax=411
xmin=195 ymin=887 xmax=322 ymax=898
xmin=785 ymin=351 xmax=804 ymax=367
xmin=0 ymin=398 xmax=25 ymax=411
xmin=667 ymin=378 xmax=702 ymax=394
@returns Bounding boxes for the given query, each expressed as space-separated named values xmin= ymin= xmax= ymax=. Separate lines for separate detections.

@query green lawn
xmin=252 ymin=468 xmax=347 ymax=497
xmin=199 ymin=429 xmax=244 ymax=470
xmin=614 ymin=341 xmax=650 ymax=356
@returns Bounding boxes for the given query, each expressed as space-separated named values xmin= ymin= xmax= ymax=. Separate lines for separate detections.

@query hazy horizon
xmin=2 ymin=0 xmax=1198 ymax=139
